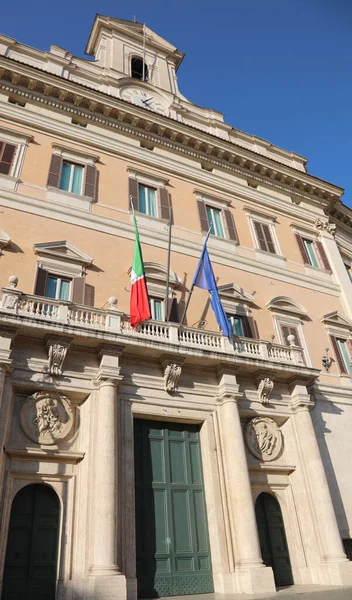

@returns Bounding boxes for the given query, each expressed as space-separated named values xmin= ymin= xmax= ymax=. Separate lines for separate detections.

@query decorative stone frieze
xmin=164 ymin=363 xmax=182 ymax=393
xmin=245 ymin=417 xmax=283 ymax=461
xmin=20 ymin=391 xmax=74 ymax=445
xmin=257 ymin=377 xmax=274 ymax=405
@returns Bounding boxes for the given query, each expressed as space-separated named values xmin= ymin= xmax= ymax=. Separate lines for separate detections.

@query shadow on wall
xmin=310 ymin=392 xmax=350 ymax=538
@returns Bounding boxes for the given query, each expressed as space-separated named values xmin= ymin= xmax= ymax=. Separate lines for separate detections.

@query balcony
xmin=0 ymin=280 xmax=316 ymax=379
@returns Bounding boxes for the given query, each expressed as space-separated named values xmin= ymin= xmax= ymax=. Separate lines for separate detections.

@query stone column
xmin=90 ymin=345 xmax=126 ymax=599
xmin=217 ymin=369 xmax=276 ymax=594
xmin=291 ymin=383 xmax=352 ymax=584
xmin=291 ymin=384 xmax=346 ymax=561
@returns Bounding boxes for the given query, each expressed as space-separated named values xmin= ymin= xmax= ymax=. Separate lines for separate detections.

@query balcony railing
xmin=0 ymin=284 xmax=305 ymax=367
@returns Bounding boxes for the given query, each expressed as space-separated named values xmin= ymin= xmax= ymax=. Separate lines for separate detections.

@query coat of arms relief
xmin=20 ymin=391 xmax=74 ymax=445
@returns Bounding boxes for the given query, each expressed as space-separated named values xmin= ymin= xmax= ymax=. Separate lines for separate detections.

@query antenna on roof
xmin=133 ymin=15 xmax=137 ymax=23
xmin=142 ymin=23 xmax=146 ymax=81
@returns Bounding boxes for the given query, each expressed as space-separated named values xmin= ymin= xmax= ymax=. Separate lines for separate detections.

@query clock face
xmin=120 ymin=87 xmax=166 ymax=115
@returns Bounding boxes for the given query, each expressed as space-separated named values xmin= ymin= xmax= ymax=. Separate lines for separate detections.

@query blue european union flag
xmin=192 ymin=236 xmax=232 ymax=338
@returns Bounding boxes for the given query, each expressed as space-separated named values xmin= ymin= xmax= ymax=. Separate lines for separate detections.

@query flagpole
xmin=180 ymin=228 xmax=211 ymax=326
xmin=164 ymin=206 xmax=173 ymax=321
xmin=142 ymin=23 xmax=146 ymax=81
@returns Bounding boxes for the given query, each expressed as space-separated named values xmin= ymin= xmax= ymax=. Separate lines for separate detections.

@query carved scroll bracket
xmin=46 ymin=336 xmax=73 ymax=376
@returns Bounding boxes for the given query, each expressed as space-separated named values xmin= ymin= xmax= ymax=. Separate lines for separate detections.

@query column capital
xmin=95 ymin=374 xmax=123 ymax=389
xmin=289 ymin=380 xmax=314 ymax=413
xmin=216 ymin=365 xmax=241 ymax=402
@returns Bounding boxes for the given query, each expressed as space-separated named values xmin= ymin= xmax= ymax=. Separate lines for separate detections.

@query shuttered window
xmin=0 ymin=142 xmax=17 ymax=175
xmin=295 ymin=234 xmax=331 ymax=270
xmin=227 ymin=315 xmax=252 ymax=337
xmin=47 ymin=155 xmax=98 ymax=201
xmin=128 ymin=177 xmax=172 ymax=221
xmin=253 ymin=221 xmax=276 ymax=254
xmin=34 ymin=267 xmax=95 ymax=307
xmin=331 ymin=337 xmax=352 ymax=375
xmin=196 ymin=201 xmax=239 ymax=243
xmin=280 ymin=324 xmax=306 ymax=364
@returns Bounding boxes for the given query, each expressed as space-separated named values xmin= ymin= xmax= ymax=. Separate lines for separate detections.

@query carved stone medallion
xmin=245 ymin=417 xmax=282 ymax=462
xmin=20 ymin=391 xmax=74 ymax=445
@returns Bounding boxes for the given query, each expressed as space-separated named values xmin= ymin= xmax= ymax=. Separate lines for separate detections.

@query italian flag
xmin=130 ymin=214 xmax=151 ymax=328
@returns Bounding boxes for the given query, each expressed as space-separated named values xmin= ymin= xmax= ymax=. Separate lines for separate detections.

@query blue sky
xmin=2 ymin=0 xmax=351 ymax=208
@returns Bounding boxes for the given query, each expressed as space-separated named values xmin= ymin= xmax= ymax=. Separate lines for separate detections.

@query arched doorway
xmin=2 ymin=484 xmax=60 ymax=600
xmin=255 ymin=492 xmax=293 ymax=587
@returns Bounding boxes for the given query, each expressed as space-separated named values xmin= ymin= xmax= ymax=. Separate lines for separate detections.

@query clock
xmin=120 ymin=87 xmax=166 ymax=115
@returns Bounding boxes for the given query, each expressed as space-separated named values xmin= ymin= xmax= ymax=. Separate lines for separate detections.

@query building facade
xmin=0 ymin=15 xmax=352 ymax=600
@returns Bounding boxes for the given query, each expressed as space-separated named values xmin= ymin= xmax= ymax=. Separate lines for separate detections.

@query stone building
xmin=0 ymin=14 xmax=352 ymax=600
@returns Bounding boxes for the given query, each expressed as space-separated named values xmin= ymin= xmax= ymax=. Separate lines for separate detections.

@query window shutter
xmin=34 ymin=267 xmax=48 ymax=296
xmin=128 ymin=177 xmax=139 ymax=212
xmin=84 ymin=164 xmax=97 ymax=200
xmin=197 ymin=200 xmax=209 ymax=233
xmin=167 ymin=297 xmax=179 ymax=323
xmin=295 ymin=234 xmax=310 ymax=264
xmin=330 ymin=336 xmax=347 ymax=374
xmin=72 ymin=276 xmax=86 ymax=304
xmin=253 ymin=221 xmax=267 ymax=252
xmin=246 ymin=316 xmax=259 ymax=339
xmin=47 ymin=154 xmax=63 ymax=188
xmin=223 ymin=209 xmax=239 ymax=243
xmin=315 ymin=240 xmax=331 ymax=271
xmin=262 ymin=223 xmax=276 ymax=254
xmin=0 ymin=143 xmax=16 ymax=175
xmin=84 ymin=284 xmax=95 ymax=307
xmin=159 ymin=188 xmax=172 ymax=222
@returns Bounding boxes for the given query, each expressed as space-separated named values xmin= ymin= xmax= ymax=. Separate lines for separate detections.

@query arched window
xmin=131 ymin=56 xmax=148 ymax=81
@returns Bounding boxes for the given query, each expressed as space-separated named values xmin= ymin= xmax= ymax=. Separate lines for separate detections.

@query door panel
xmin=2 ymin=484 xmax=60 ymax=600
xmin=134 ymin=419 xmax=214 ymax=597
xmin=255 ymin=492 xmax=293 ymax=587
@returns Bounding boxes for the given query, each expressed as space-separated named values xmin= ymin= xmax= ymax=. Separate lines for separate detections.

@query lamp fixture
xmin=322 ymin=348 xmax=332 ymax=372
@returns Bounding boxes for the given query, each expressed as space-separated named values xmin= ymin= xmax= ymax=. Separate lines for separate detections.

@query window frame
xmin=274 ymin=315 xmax=310 ymax=366
xmin=227 ymin=314 xmax=253 ymax=338
xmin=206 ymin=205 xmax=225 ymax=238
xmin=195 ymin=192 xmax=239 ymax=244
xmin=59 ymin=161 xmax=84 ymax=195
xmin=138 ymin=183 xmax=158 ymax=218
xmin=0 ymin=125 xmax=33 ymax=188
xmin=45 ymin=274 xmax=72 ymax=301
xmin=131 ymin=56 xmax=149 ymax=82
xmin=247 ymin=211 xmax=281 ymax=257
xmin=149 ymin=297 xmax=164 ymax=321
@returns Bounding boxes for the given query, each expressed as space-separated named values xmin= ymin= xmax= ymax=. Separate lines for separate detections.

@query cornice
xmin=0 ymin=56 xmax=344 ymax=206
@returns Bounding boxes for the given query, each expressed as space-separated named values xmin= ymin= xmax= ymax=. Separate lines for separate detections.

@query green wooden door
xmin=2 ymin=484 xmax=60 ymax=600
xmin=255 ymin=493 xmax=293 ymax=587
xmin=134 ymin=419 xmax=214 ymax=597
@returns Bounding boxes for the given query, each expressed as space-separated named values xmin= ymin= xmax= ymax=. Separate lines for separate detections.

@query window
xmin=227 ymin=314 xmax=253 ymax=337
xmin=128 ymin=175 xmax=172 ymax=221
xmin=295 ymin=234 xmax=331 ymax=270
xmin=150 ymin=298 xmax=164 ymax=321
xmin=197 ymin=200 xmax=239 ymax=243
xmin=45 ymin=275 xmax=71 ymax=301
xmin=331 ymin=337 xmax=352 ymax=375
xmin=131 ymin=57 xmax=148 ymax=81
xmin=0 ymin=142 xmax=17 ymax=176
xmin=279 ymin=323 xmax=307 ymax=364
xmin=302 ymin=239 xmax=320 ymax=268
xmin=206 ymin=206 xmax=225 ymax=238
xmin=59 ymin=162 xmax=84 ymax=195
xmin=253 ymin=220 xmax=276 ymax=254
xmin=138 ymin=184 xmax=157 ymax=217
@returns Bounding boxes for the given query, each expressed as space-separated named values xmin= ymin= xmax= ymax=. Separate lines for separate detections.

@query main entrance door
xmin=255 ymin=492 xmax=293 ymax=587
xmin=2 ymin=484 xmax=60 ymax=600
xmin=134 ymin=419 xmax=214 ymax=597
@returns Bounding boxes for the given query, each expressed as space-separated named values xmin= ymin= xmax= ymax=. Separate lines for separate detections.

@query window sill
xmin=255 ymin=249 xmax=286 ymax=265
xmin=0 ymin=174 xmax=19 ymax=191
xmin=207 ymin=235 xmax=239 ymax=252
xmin=46 ymin=187 xmax=95 ymax=211
xmin=304 ymin=264 xmax=332 ymax=277
xmin=131 ymin=212 xmax=168 ymax=231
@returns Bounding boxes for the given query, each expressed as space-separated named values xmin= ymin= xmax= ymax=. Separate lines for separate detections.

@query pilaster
xmin=317 ymin=227 xmax=352 ymax=319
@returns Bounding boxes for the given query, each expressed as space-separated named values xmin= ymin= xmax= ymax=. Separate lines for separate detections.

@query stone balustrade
xmin=0 ymin=283 xmax=305 ymax=367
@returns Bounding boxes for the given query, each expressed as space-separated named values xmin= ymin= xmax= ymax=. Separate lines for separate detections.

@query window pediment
xmin=321 ymin=311 xmax=352 ymax=331
xmin=0 ymin=229 xmax=11 ymax=251
xmin=33 ymin=241 xmax=93 ymax=267
xmin=127 ymin=262 xmax=180 ymax=293
xmin=218 ymin=283 xmax=255 ymax=304
xmin=266 ymin=296 xmax=308 ymax=318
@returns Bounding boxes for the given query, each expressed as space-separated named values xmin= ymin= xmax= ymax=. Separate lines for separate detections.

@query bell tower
xmin=85 ymin=15 xmax=184 ymax=96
